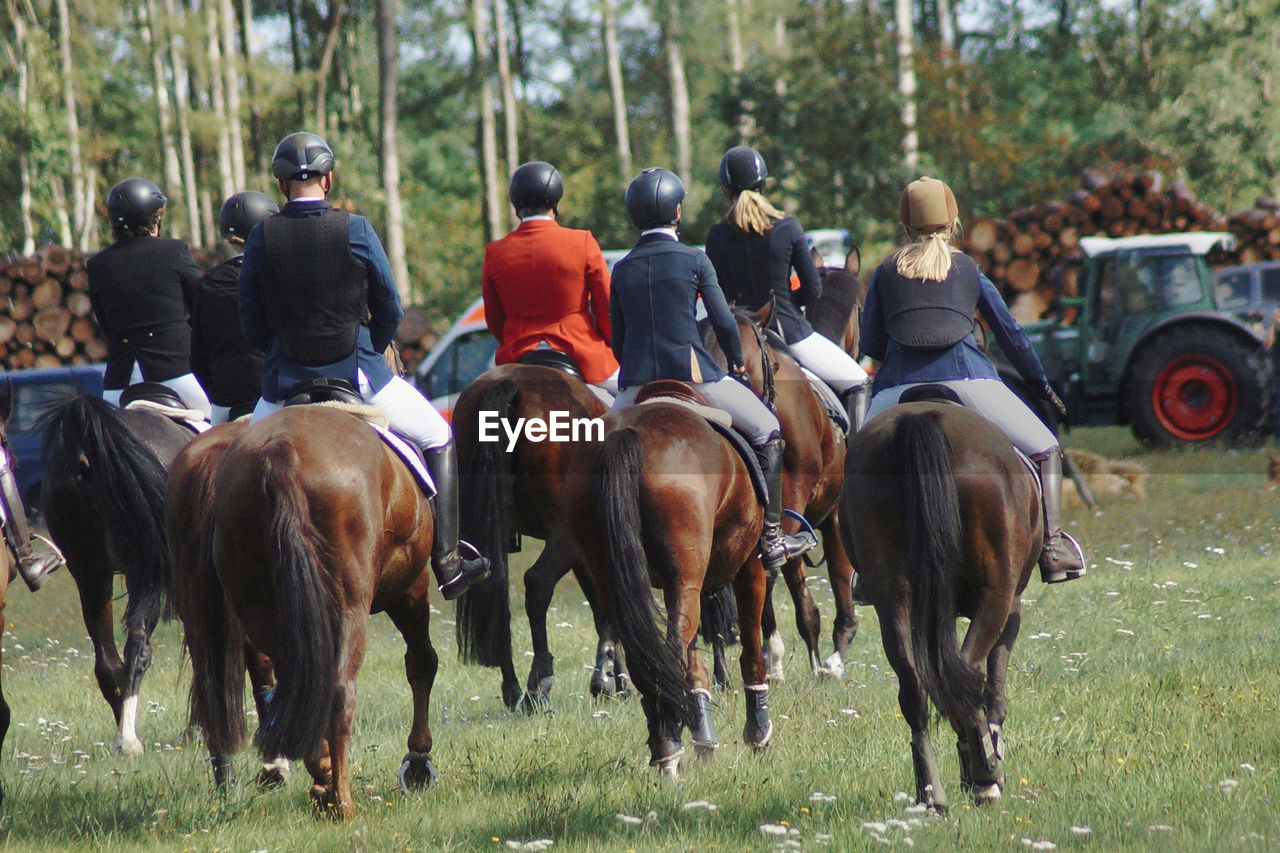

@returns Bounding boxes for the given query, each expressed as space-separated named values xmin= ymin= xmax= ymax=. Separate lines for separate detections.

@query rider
xmin=482 ymin=161 xmax=620 ymax=404
xmin=861 ymin=176 xmax=1086 ymax=584
xmin=191 ymin=191 xmax=278 ymax=424
xmin=609 ymin=167 xmax=815 ymax=573
xmin=88 ymin=177 xmax=213 ymax=419
xmin=239 ymin=131 xmax=490 ymax=601
xmin=704 ymin=146 xmax=871 ymax=430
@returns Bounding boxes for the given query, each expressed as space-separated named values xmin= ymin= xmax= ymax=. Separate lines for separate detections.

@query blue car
xmin=1 ymin=364 xmax=105 ymax=509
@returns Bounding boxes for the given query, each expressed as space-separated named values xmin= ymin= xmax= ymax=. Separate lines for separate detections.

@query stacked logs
xmin=964 ymin=168 xmax=1228 ymax=322
xmin=1225 ymin=197 xmax=1280 ymax=266
xmin=0 ymin=245 xmax=107 ymax=371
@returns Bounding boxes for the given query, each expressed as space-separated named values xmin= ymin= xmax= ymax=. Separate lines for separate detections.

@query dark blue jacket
xmin=704 ymin=215 xmax=821 ymax=342
xmin=861 ymin=253 xmax=1049 ymax=393
xmin=240 ymin=200 xmax=400 ymax=403
xmin=609 ymin=232 xmax=744 ymax=390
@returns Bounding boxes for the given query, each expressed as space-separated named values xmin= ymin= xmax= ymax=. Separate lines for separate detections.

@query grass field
xmin=2 ymin=426 xmax=1279 ymax=851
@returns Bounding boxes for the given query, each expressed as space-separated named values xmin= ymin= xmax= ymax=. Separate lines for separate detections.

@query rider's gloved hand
xmin=730 ymin=363 xmax=750 ymax=385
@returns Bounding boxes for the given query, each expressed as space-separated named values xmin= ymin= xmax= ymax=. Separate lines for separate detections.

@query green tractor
xmin=995 ymin=232 xmax=1272 ymax=446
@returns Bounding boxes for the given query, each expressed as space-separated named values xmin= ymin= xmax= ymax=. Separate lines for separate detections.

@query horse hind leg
xmin=781 ymin=557 xmax=824 ymax=675
xmin=819 ymin=513 xmax=858 ymax=678
xmin=734 ymin=557 xmax=773 ymax=751
xmin=521 ymin=537 xmax=576 ymax=713
xmin=387 ymin=598 xmax=441 ymax=793
xmin=115 ymin=596 xmax=159 ymax=756
xmin=761 ymin=575 xmax=786 ymax=683
xmin=882 ymin=607 xmax=949 ymax=812
xmin=246 ymin=649 xmax=291 ymax=789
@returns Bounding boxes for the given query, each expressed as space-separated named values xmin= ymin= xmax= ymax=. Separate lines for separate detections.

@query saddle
xmin=282 ymin=377 xmax=365 ymax=407
xmin=118 ymin=382 xmax=209 ymax=433
xmin=633 ymin=381 xmax=768 ymax=505
xmin=518 ymin=348 xmax=583 ymax=379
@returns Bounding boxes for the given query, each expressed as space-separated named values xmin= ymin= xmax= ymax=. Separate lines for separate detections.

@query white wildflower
xmin=1069 ymin=825 xmax=1092 ymax=837
xmin=682 ymin=799 xmax=718 ymax=812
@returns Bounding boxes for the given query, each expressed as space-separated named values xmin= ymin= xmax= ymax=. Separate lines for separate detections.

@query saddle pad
xmin=122 ymin=400 xmax=211 ymax=433
xmin=798 ymin=366 xmax=849 ymax=435
xmin=315 ymin=399 xmax=390 ymax=428
xmin=638 ymin=395 xmax=733 ymax=429
xmin=369 ymin=423 xmax=436 ymax=498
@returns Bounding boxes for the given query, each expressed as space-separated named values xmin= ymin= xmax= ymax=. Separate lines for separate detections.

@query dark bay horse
xmin=705 ymin=306 xmax=858 ymax=678
xmin=452 ymin=363 xmax=625 ymax=711
xmin=39 ymin=395 xmax=194 ymax=754
xmin=567 ymin=392 xmax=772 ymax=776
xmin=840 ymin=401 xmax=1040 ymax=811
xmin=169 ymin=406 xmax=441 ymax=818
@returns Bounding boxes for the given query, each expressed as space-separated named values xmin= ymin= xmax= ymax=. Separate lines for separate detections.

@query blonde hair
xmin=894 ymin=220 xmax=962 ymax=281
xmin=726 ymin=190 xmax=784 ymax=235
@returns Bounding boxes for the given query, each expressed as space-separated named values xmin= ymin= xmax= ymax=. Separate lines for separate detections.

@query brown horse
xmin=809 ymin=251 xmax=864 ymax=359
xmin=567 ymin=391 xmax=772 ymax=775
xmin=705 ymin=306 xmax=858 ymax=677
xmin=452 ymin=363 xmax=626 ymax=711
xmin=840 ymin=400 xmax=1040 ymax=811
xmin=0 ymin=385 xmax=17 ymax=801
xmin=39 ymin=394 xmax=194 ymax=754
xmin=167 ymin=406 xmax=441 ymax=818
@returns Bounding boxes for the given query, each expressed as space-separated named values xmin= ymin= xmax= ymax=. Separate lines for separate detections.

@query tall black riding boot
xmin=754 ymin=434 xmax=817 ymax=573
xmin=423 ymin=441 xmax=491 ymax=600
xmin=843 ymin=383 xmax=871 ymax=433
xmin=1032 ymin=449 xmax=1086 ymax=583
xmin=0 ymin=453 xmax=63 ymax=591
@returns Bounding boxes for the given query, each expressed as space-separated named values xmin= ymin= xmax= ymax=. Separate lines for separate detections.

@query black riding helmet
xmin=271 ymin=132 xmax=335 ymax=182
xmin=219 ymin=190 xmax=280 ymax=239
xmin=625 ymin=168 xmax=685 ymax=230
xmin=106 ymin=178 xmax=167 ymax=229
xmin=718 ymin=145 xmax=768 ymax=193
xmin=509 ymin=161 xmax=564 ymax=215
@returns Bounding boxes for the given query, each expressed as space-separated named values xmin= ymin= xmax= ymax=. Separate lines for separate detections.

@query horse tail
xmin=173 ymin=463 xmax=247 ymax=758
xmin=597 ymin=428 xmax=696 ymax=726
xmin=897 ymin=410 xmax=985 ymax=723
xmin=40 ymin=396 xmax=173 ymax=626
xmin=455 ymin=377 xmax=519 ymax=667
xmin=700 ymin=585 xmax=740 ymax=649
xmin=252 ymin=440 xmax=342 ymax=761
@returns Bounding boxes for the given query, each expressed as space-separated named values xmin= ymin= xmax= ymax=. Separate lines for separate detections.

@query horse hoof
xmin=256 ymin=758 xmax=291 ymax=790
xmin=694 ymin=743 xmax=716 ymax=763
xmin=972 ymin=782 xmax=1002 ymax=804
xmin=518 ymin=691 xmax=552 ymax=716
xmin=745 ymin=721 xmax=773 ymax=752
xmin=114 ymin=736 xmax=144 ymax=757
xmin=657 ymin=755 xmax=682 ymax=778
xmin=398 ymin=752 xmax=439 ymax=792
xmin=821 ymin=654 xmax=845 ymax=679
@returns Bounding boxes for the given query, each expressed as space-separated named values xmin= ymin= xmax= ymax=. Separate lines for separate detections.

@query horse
xmin=566 ymin=387 xmax=772 ymax=775
xmin=809 ymin=253 xmax=864 ymax=360
xmin=0 ymin=383 xmax=18 ymax=800
xmin=38 ymin=393 xmax=196 ymax=755
xmin=840 ymin=399 xmax=1041 ymax=811
xmin=703 ymin=305 xmax=858 ymax=678
xmin=452 ymin=362 xmax=627 ymax=711
xmin=168 ymin=405 xmax=442 ymax=818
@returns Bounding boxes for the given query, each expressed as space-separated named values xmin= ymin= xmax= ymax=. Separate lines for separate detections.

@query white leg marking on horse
xmin=822 ymin=652 xmax=845 ymax=679
xmin=766 ymin=632 xmax=786 ymax=682
xmin=114 ymin=695 xmax=144 ymax=756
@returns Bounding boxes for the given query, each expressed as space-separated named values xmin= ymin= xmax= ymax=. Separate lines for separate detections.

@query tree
xmin=376 ymin=0 xmax=410 ymax=301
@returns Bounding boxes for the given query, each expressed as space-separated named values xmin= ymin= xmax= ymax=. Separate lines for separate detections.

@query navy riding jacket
xmin=704 ymin=215 xmax=821 ymax=342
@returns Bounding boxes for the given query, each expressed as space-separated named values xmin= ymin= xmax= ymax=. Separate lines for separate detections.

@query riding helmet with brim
xmin=272 ymin=132 xmax=335 ymax=182
xmin=107 ymin=178 xmax=167 ymax=229
xmin=219 ymin=190 xmax=280 ymax=239
xmin=509 ymin=161 xmax=564 ymax=215
xmin=625 ymin=168 xmax=685 ymax=230
xmin=718 ymin=145 xmax=768 ymax=193
xmin=900 ymin=176 xmax=959 ymax=234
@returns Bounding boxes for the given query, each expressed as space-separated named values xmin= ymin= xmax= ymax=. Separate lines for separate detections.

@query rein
xmin=743 ymin=316 xmax=777 ymax=412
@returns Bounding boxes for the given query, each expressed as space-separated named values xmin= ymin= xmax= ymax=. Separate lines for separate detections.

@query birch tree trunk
xmin=602 ymin=0 xmax=633 ymax=182
xmin=240 ymin=0 xmax=266 ymax=176
xmin=725 ymin=0 xmax=755 ymax=142
xmin=376 ymin=0 xmax=410 ymax=302
xmin=164 ymin=0 xmax=202 ymax=246
xmin=471 ymin=0 xmax=502 ymax=241
xmin=9 ymin=0 xmax=36 ymax=254
xmin=895 ymin=0 xmax=919 ymax=172
xmin=56 ymin=0 xmax=89 ymax=250
xmin=221 ymin=0 xmax=246 ymax=188
xmin=312 ymin=0 xmax=345 ymax=136
xmin=493 ymin=0 xmax=519 ymax=201
xmin=661 ymin=0 xmax=692 ymax=189
xmin=141 ymin=0 xmax=184 ymax=236
xmin=207 ymin=0 xmax=235 ymax=204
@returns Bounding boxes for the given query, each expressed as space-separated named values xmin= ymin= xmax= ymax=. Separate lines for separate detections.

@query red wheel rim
xmin=1150 ymin=355 xmax=1237 ymax=441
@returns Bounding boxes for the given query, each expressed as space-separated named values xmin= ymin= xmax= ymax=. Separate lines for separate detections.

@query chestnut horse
xmin=452 ymin=363 xmax=627 ymax=711
xmin=840 ymin=401 xmax=1040 ymax=811
xmin=704 ymin=306 xmax=858 ymax=677
xmin=168 ymin=406 xmax=441 ymax=818
xmin=567 ymin=391 xmax=772 ymax=775
xmin=0 ymin=384 xmax=17 ymax=801
xmin=39 ymin=394 xmax=194 ymax=754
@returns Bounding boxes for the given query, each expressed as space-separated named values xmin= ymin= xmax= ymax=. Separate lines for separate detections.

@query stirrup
xmin=438 ymin=540 xmax=491 ymax=601
xmin=1039 ymin=532 xmax=1086 ymax=584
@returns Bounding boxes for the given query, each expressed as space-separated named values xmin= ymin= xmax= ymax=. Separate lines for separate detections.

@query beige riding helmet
xmin=899 ymin=176 xmax=959 ymax=234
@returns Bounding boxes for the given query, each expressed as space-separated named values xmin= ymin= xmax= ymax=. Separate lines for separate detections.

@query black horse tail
xmin=897 ymin=410 xmax=985 ymax=723
xmin=252 ymin=440 xmax=342 ymax=761
xmin=40 ymin=396 xmax=173 ymax=627
xmin=455 ymin=377 xmax=519 ymax=667
xmin=597 ymin=428 xmax=695 ymax=726
xmin=700 ymin=586 xmax=740 ymax=649
xmin=172 ymin=460 xmax=247 ymax=759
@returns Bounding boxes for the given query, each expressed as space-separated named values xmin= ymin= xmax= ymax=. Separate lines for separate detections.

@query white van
xmin=414 ymin=249 xmax=629 ymax=419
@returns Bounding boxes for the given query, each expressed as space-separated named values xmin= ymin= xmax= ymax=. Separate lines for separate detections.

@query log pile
xmin=1225 ymin=197 xmax=1280 ymax=266
xmin=0 ymin=245 xmax=108 ymax=370
xmin=964 ymin=168 xmax=1228 ymax=322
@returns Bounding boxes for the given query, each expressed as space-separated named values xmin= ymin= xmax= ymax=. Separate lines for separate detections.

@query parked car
xmin=1214 ymin=260 xmax=1280 ymax=330
xmin=1 ymin=364 xmax=105 ymax=509
xmin=806 ymin=228 xmax=853 ymax=268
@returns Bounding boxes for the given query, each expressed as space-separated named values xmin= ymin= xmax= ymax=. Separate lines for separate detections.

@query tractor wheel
xmin=1126 ymin=327 xmax=1270 ymax=446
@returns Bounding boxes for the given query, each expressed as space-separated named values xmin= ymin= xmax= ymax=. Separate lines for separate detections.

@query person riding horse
xmin=860 ymin=176 xmax=1086 ymax=584
xmin=238 ymin=131 xmax=490 ymax=601
xmin=191 ymin=190 xmax=278 ymax=424
xmin=704 ymin=146 xmax=871 ymax=430
xmin=482 ymin=160 xmax=620 ymax=403
xmin=608 ymin=167 xmax=815 ymax=574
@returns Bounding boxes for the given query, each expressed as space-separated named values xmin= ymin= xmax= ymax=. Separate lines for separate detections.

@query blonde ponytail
xmin=894 ymin=220 xmax=962 ymax=281
xmin=726 ymin=190 xmax=784 ymax=235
